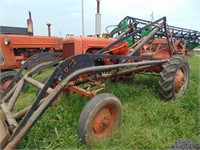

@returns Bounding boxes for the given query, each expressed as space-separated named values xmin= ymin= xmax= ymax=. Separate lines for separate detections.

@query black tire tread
xmin=0 ymin=70 xmax=17 ymax=80
xmin=158 ymin=55 xmax=190 ymax=100
xmin=0 ymin=70 xmax=17 ymax=92
xmin=171 ymin=139 xmax=200 ymax=149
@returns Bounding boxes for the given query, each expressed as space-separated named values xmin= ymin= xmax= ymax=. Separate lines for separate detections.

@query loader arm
xmin=1 ymin=52 xmax=62 ymax=99
xmin=0 ymin=52 xmax=167 ymax=149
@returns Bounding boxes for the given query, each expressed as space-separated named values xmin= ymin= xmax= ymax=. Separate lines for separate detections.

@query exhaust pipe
xmin=46 ymin=23 xmax=51 ymax=37
xmin=27 ymin=11 xmax=34 ymax=36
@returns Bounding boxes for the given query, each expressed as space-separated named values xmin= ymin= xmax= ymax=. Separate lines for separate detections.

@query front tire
xmin=77 ymin=93 xmax=122 ymax=144
xmin=158 ymin=55 xmax=190 ymax=100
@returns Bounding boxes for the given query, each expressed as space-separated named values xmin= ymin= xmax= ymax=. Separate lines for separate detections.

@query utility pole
xmin=81 ymin=0 xmax=85 ymax=36
xmin=95 ymin=0 xmax=101 ymax=37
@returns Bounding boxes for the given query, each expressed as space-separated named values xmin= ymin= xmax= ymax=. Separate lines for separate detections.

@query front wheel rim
xmin=93 ymin=106 xmax=116 ymax=138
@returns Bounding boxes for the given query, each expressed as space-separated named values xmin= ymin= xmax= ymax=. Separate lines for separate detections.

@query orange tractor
xmin=0 ymin=12 xmax=63 ymax=93
xmin=0 ymin=16 xmax=199 ymax=149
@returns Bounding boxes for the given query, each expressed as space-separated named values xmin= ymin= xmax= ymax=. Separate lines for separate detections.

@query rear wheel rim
xmin=174 ymin=66 xmax=188 ymax=97
xmin=174 ymin=69 xmax=185 ymax=92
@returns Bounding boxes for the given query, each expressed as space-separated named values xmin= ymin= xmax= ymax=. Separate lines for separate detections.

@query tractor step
xmin=0 ymin=116 xmax=10 ymax=149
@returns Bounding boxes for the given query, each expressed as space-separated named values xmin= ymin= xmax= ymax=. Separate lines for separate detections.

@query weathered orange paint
xmin=174 ymin=69 xmax=185 ymax=93
xmin=62 ymin=36 xmax=129 ymax=59
xmin=0 ymin=34 xmax=63 ymax=70
xmin=140 ymin=38 xmax=186 ymax=60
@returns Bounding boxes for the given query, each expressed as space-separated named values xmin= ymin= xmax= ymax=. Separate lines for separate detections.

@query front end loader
xmin=0 ymin=17 xmax=190 ymax=149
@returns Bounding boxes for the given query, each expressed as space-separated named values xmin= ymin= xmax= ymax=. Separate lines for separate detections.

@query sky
xmin=0 ymin=0 xmax=199 ymax=37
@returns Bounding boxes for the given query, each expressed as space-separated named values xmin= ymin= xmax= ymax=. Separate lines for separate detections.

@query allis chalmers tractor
xmin=0 ymin=11 xmax=63 ymax=93
xmin=0 ymin=16 xmax=199 ymax=149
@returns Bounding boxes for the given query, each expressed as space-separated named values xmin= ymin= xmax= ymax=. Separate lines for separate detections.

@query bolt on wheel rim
xmin=174 ymin=66 xmax=188 ymax=97
xmin=93 ymin=106 xmax=116 ymax=137
xmin=174 ymin=69 xmax=185 ymax=93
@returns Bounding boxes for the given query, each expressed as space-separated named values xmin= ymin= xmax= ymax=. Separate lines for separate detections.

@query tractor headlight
xmin=4 ymin=38 xmax=11 ymax=45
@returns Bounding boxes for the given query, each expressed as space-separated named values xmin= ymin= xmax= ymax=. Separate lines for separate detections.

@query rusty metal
xmin=0 ymin=53 xmax=166 ymax=149
xmin=96 ymin=17 xmax=166 ymax=55
xmin=0 ymin=34 xmax=63 ymax=71
xmin=67 ymin=85 xmax=97 ymax=98
xmin=1 ymin=52 xmax=62 ymax=98
xmin=0 ymin=116 xmax=10 ymax=149
xmin=24 ymin=76 xmax=53 ymax=93
xmin=102 ymin=64 xmax=156 ymax=78
xmin=128 ymin=22 xmax=164 ymax=56
xmin=67 ymin=80 xmax=105 ymax=99
xmin=93 ymin=105 xmax=116 ymax=136
xmin=0 ymin=101 xmax=18 ymax=132
xmin=1 ymin=61 xmax=55 ymax=104
xmin=62 ymin=36 xmax=124 ymax=58
xmin=8 ymin=79 xmax=25 ymax=110
xmin=174 ymin=69 xmax=185 ymax=93
xmin=116 ymin=16 xmax=200 ymax=44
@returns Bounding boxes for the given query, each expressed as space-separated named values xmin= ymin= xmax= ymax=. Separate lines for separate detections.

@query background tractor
xmin=0 ymin=11 xmax=63 ymax=93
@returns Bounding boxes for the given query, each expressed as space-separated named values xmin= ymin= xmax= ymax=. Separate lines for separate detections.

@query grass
xmin=14 ymin=55 xmax=200 ymax=149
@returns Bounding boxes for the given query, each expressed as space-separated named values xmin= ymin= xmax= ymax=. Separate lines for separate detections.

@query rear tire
xmin=0 ymin=70 xmax=17 ymax=94
xmin=158 ymin=55 xmax=190 ymax=100
xmin=77 ymin=93 xmax=122 ymax=144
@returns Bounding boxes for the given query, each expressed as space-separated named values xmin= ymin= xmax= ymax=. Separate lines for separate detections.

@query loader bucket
xmin=0 ymin=116 xmax=10 ymax=149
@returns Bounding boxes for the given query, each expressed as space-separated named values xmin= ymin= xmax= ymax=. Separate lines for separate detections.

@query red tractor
xmin=0 ymin=16 xmax=198 ymax=149
xmin=0 ymin=11 xmax=63 ymax=93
